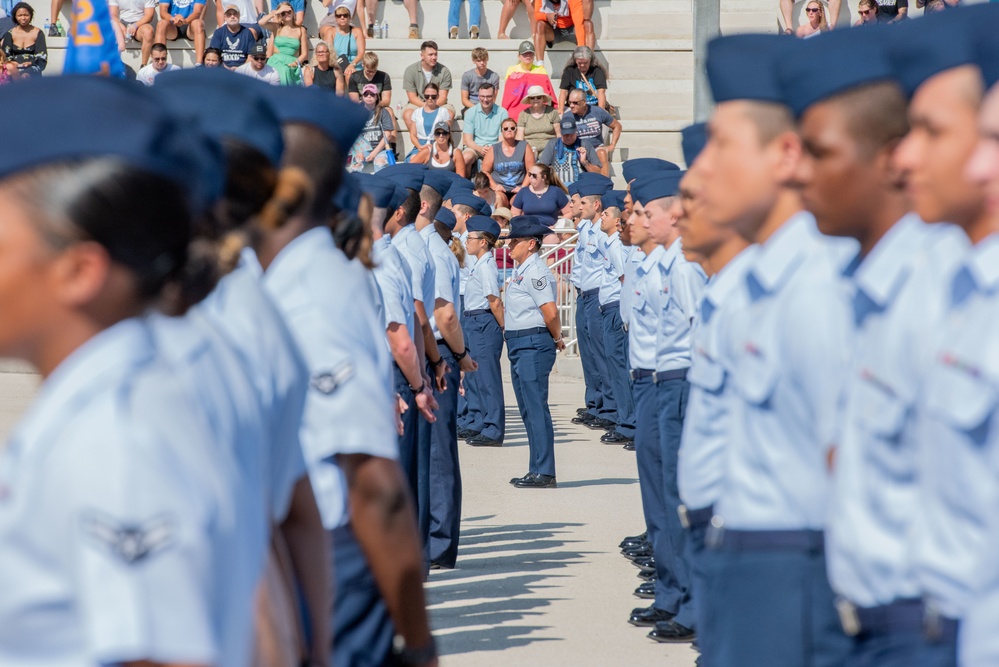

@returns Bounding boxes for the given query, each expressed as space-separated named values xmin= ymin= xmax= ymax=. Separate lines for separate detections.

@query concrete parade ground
xmin=0 ymin=360 xmax=697 ymax=666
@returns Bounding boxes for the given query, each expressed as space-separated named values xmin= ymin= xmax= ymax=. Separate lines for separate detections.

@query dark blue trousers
xmin=330 ymin=524 xmax=395 ymax=667
xmin=425 ymin=345 xmax=461 ymax=568
xmin=457 ymin=295 xmax=470 ymax=429
xmin=507 ymin=332 xmax=557 ymax=477
xmin=673 ymin=518 xmax=706 ymax=632
xmin=632 ymin=376 xmax=666 ymax=574
xmin=653 ymin=378 xmax=691 ymax=614
xmin=463 ymin=312 xmax=505 ymax=441
xmin=576 ymin=290 xmax=602 ymax=414
xmin=394 ymin=364 xmax=419 ymax=503
xmin=916 ymin=636 xmax=957 ymax=667
xmin=846 ymin=629 xmax=926 ymax=667
xmin=703 ymin=542 xmax=851 ymax=667
xmin=599 ymin=303 xmax=636 ymax=438
xmin=583 ymin=293 xmax=616 ymax=421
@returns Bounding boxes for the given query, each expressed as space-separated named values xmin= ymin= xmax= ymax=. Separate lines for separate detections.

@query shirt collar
xmin=516 ymin=252 xmax=540 ymax=275
xmin=638 ymin=244 xmax=665 ymax=274
xmin=265 ymin=226 xmax=331 ymax=279
xmin=747 ymin=211 xmax=815 ymax=295
xmin=659 ymin=238 xmax=682 ymax=271
xmin=963 ymin=231 xmax=999 ymax=293
xmin=853 ymin=213 xmax=925 ymax=309
xmin=703 ymin=244 xmax=758 ymax=318
xmin=238 ymin=246 xmax=264 ymax=279
xmin=418 ymin=224 xmax=434 ymax=240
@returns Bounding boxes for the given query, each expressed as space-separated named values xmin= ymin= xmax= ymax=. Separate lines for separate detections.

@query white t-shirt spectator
xmin=109 ymin=0 xmax=155 ymax=23
xmin=235 ymin=60 xmax=280 ymax=84
xmin=410 ymin=106 xmax=450 ymax=147
xmin=136 ymin=62 xmax=181 ymax=85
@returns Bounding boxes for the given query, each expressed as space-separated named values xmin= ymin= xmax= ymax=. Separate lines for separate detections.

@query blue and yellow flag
xmin=63 ymin=0 xmax=125 ymax=77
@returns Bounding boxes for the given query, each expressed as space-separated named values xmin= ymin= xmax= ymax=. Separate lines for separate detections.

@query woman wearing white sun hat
xmin=516 ymin=84 xmax=562 ymax=154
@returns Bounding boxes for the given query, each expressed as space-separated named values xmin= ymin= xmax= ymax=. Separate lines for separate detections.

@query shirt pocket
xmin=731 ymin=341 xmax=779 ymax=407
xmin=854 ymin=373 xmax=908 ymax=441
xmin=924 ymin=353 xmax=999 ymax=444
xmin=688 ymin=351 xmax=725 ymax=394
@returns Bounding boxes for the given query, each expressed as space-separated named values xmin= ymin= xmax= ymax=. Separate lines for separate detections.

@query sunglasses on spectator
xmin=502 ymin=126 xmax=517 ymax=131
xmin=805 ymin=7 xmax=820 ymax=11
xmin=362 ymin=91 xmax=377 ymax=97
xmin=859 ymin=8 xmax=872 ymax=13
xmin=278 ymin=10 xmax=292 ymax=15
xmin=568 ymin=100 xmax=584 ymax=106
xmin=434 ymin=130 xmax=449 ymax=136
xmin=528 ymin=172 xmax=543 ymax=178
xmin=152 ymin=56 xmax=168 ymax=62
xmin=425 ymin=94 xmax=439 ymax=100
xmin=252 ymin=56 xmax=267 ymax=61
xmin=335 ymin=11 xmax=349 ymax=17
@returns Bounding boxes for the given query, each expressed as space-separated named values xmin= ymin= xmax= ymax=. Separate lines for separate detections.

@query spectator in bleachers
xmin=558 ymin=45 xmax=606 ymax=111
xmin=348 ymin=83 xmax=396 ymax=172
xmin=136 ymin=41 xmax=179 ymax=84
xmin=304 ymin=41 xmax=346 ymax=93
xmin=512 ymin=163 xmax=570 ymax=228
xmin=202 ymin=45 xmax=222 ymax=65
xmin=322 ymin=4 xmax=365 ymax=77
xmin=363 ymin=0 xmax=419 ymax=39
xmin=537 ymin=116 xmax=603 ymax=184
xmin=854 ymin=0 xmax=880 ymax=24
xmin=154 ymin=0 xmax=206 ymax=64
xmin=265 ymin=1 xmax=307 ymax=85
xmin=481 ymin=117 xmax=533 ymax=209
xmin=406 ymin=82 xmax=453 ymax=159
xmin=532 ymin=0 xmax=592 ymax=69
xmin=497 ymin=0 xmax=535 ymax=40
xmin=921 ymin=0 xmax=946 ymax=13
xmin=781 ymin=0 xmax=839 ymax=30
xmin=0 ymin=49 xmax=17 ymax=82
xmin=448 ymin=0 xmax=480 ymax=39
xmin=517 ymin=85 xmax=560 ymax=154
xmin=505 ymin=40 xmax=546 ymax=80
xmin=875 ymin=0 xmax=908 ymax=21
xmin=472 ymin=172 xmax=501 ymax=213
xmin=413 ymin=119 xmax=466 ymax=173
xmin=402 ymin=41 xmax=454 ymax=128
xmin=319 ymin=0 xmax=359 ymax=34
xmin=109 ymin=0 xmax=155 ymax=66
xmin=796 ymin=0 xmax=829 ymax=36
xmin=461 ymin=47 xmax=500 ymax=114
xmin=348 ymin=51 xmax=391 ymax=105
xmin=1 ymin=2 xmax=44 ymax=77
xmin=462 ymin=81 xmax=508 ymax=171
xmin=564 ymin=88 xmax=619 ymax=165
xmin=236 ymin=41 xmax=279 ymax=82
xmin=208 ymin=4 xmax=263 ymax=70
xmin=216 ymin=0 xmax=262 ymax=29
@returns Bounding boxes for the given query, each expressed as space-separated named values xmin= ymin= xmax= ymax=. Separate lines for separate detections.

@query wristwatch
xmin=410 ymin=381 xmax=426 ymax=395
xmin=453 ymin=347 xmax=468 ymax=362
xmin=431 ymin=357 xmax=445 ymax=369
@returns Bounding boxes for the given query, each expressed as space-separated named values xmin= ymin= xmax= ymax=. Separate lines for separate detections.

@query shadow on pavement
xmin=426 ymin=520 xmax=590 ymax=656
xmin=554 ymin=477 xmax=639 ymax=489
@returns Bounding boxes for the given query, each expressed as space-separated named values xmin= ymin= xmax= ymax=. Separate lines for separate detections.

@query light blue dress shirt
xmin=506 ymin=252 xmax=557 ymax=330
xmin=597 ymin=230 xmax=626 ymax=306
xmin=655 ymin=238 xmax=707 ymax=373
xmin=459 ymin=230 xmax=471 ymax=297
xmin=628 ymin=245 xmax=664 ymax=371
xmin=394 ymin=223 xmax=438 ymax=310
xmin=714 ymin=212 xmax=854 ymax=530
xmin=575 ymin=219 xmax=605 ymax=291
xmin=826 ymin=218 xmax=967 ymax=608
xmin=571 ymin=219 xmax=590 ymax=289
xmin=420 ymin=224 xmax=461 ymax=340
xmin=677 ymin=245 xmax=758 ymax=512
xmin=620 ymin=247 xmax=643 ymax=328
xmin=464 ymin=251 xmax=499 ymax=312
xmin=199 ymin=247 xmax=309 ymax=524
xmin=263 ymin=227 xmax=397 ymax=530
xmin=0 ymin=318 xmax=229 ymax=665
xmin=372 ymin=235 xmax=416 ymax=336
xmin=912 ymin=232 xmax=999 ymax=619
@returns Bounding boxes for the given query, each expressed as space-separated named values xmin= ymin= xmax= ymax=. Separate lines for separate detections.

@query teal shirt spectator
xmin=463 ymin=103 xmax=509 ymax=148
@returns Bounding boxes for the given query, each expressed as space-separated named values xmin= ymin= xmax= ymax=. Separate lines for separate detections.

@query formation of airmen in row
xmin=570 ymin=5 xmax=999 ymax=665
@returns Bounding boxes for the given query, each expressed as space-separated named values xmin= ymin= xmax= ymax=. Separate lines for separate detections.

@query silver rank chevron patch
xmin=310 ymin=362 xmax=355 ymax=395
xmin=533 ymin=276 xmax=548 ymax=290
xmin=83 ymin=511 xmax=175 ymax=565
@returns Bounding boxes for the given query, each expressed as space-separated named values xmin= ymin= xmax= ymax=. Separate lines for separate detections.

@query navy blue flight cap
xmin=621 ymin=158 xmax=680 ymax=184
xmin=153 ymin=68 xmax=284 ymax=165
xmin=601 ymin=190 xmax=626 ymax=211
xmin=576 ymin=179 xmax=613 ymax=198
xmin=450 ymin=192 xmax=489 ymax=213
xmin=267 ymin=85 xmax=369 ymax=154
xmin=568 ymin=172 xmax=613 ymax=196
xmin=333 ymin=172 xmax=363 ymax=213
xmin=422 ymin=170 xmax=454 ymax=197
xmin=357 ymin=174 xmax=395 ymax=209
xmin=434 ymin=206 xmax=457 ymax=230
xmin=507 ymin=215 xmax=552 ymax=239
xmin=681 ymin=122 xmax=708 ymax=167
xmin=632 ymin=171 xmax=685 ymax=207
xmin=706 ymin=33 xmax=790 ymax=104
xmin=887 ymin=6 xmax=997 ymax=97
xmin=466 ymin=215 xmax=501 ymax=239
xmin=971 ymin=8 xmax=999 ymax=88
xmin=443 ymin=181 xmax=474 ymax=202
xmin=776 ymin=26 xmax=897 ymax=118
xmin=382 ymin=168 xmax=426 ymax=193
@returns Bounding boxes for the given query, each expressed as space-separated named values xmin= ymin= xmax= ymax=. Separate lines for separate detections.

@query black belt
xmin=653 ymin=368 xmax=688 ymax=383
xmin=581 ymin=288 xmax=599 ymax=297
xmin=598 ymin=300 xmax=620 ymax=314
xmin=630 ymin=369 xmax=654 ymax=381
xmin=435 ymin=339 xmax=455 ymax=356
xmin=834 ymin=598 xmax=958 ymax=643
xmin=464 ymin=309 xmax=490 ymax=316
xmin=706 ymin=527 xmax=824 ymax=553
xmin=505 ymin=326 xmax=549 ymax=340
xmin=678 ymin=504 xmax=713 ymax=530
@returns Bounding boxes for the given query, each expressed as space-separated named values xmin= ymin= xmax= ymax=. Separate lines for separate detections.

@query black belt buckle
xmin=704 ymin=515 xmax=725 ymax=549
xmin=835 ymin=597 xmax=861 ymax=637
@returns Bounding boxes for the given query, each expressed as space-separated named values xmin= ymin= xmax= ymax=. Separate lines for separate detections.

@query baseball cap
xmin=250 ymin=43 xmax=267 ymax=56
xmin=361 ymin=83 xmax=379 ymax=96
xmin=519 ymin=40 xmax=535 ymax=55
xmin=560 ymin=116 xmax=577 ymax=133
xmin=224 ymin=4 xmax=240 ymax=14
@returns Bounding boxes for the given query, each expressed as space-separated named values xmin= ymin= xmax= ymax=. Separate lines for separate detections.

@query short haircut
xmin=420 ymin=184 xmax=443 ymax=221
xmin=471 ymin=47 xmax=488 ymax=61
xmin=151 ymin=42 xmax=168 ymax=54
xmin=568 ymin=89 xmax=586 ymax=101
xmin=478 ymin=82 xmax=496 ymax=94
xmin=835 ymin=81 xmax=910 ymax=158
xmin=452 ymin=204 xmax=477 ymax=217
xmin=362 ymin=51 xmax=378 ymax=68
xmin=740 ymin=99 xmax=796 ymax=146
xmin=421 ymin=41 xmax=438 ymax=53
xmin=400 ymin=190 xmax=422 ymax=225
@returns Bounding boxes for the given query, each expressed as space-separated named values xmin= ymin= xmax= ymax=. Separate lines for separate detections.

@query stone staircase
xmin=39 ymin=0 xmax=790 ymax=174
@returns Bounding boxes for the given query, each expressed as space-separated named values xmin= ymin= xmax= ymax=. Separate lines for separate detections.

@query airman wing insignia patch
xmin=311 ymin=362 xmax=355 ymax=395
xmin=83 ymin=511 xmax=175 ymax=565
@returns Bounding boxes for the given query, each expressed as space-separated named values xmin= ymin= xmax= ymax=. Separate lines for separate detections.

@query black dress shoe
xmin=510 ymin=472 xmax=533 ymax=485
xmin=457 ymin=428 xmax=479 ymax=439
xmin=638 ymin=567 xmax=657 ymax=581
xmin=620 ymin=531 xmax=647 ymax=547
xmin=571 ymin=412 xmax=596 ymax=424
xmin=467 ymin=434 xmax=503 ymax=446
xmin=623 ymin=441 xmax=636 ymax=451
xmin=632 ymin=555 xmax=655 ymax=569
xmin=600 ymin=431 xmax=633 ymax=444
xmin=634 ymin=581 xmax=656 ymax=599
xmin=620 ymin=536 xmax=649 ymax=550
xmin=628 ymin=606 xmax=674 ymax=627
xmin=648 ymin=620 xmax=695 ymax=643
xmin=514 ymin=473 xmax=557 ymax=488
xmin=576 ymin=407 xmax=590 ymax=416
xmin=585 ymin=417 xmax=616 ymax=430
xmin=623 ymin=544 xmax=653 ymax=559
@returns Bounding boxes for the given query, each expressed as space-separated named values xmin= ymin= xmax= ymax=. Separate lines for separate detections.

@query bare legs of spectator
xmin=364 ymin=0 xmax=378 ymax=34
xmin=155 ymin=19 xmax=206 ymax=64
xmin=574 ymin=19 xmax=594 ymax=50
xmin=779 ymin=0 xmax=794 ymax=32
xmin=827 ymin=0 xmax=842 ymax=26
xmin=319 ymin=24 xmax=335 ymax=43
xmin=533 ymin=20 xmax=550 ymax=65
xmin=498 ymin=0 xmax=534 ymax=38
xmin=48 ymin=0 xmax=65 ymax=33
xmin=404 ymin=0 xmax=419 ymax=37
xmin=582 ymin=0 xmax=592 ymax=21
xmin=112 ymin=20 xmax=155 ymax=65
